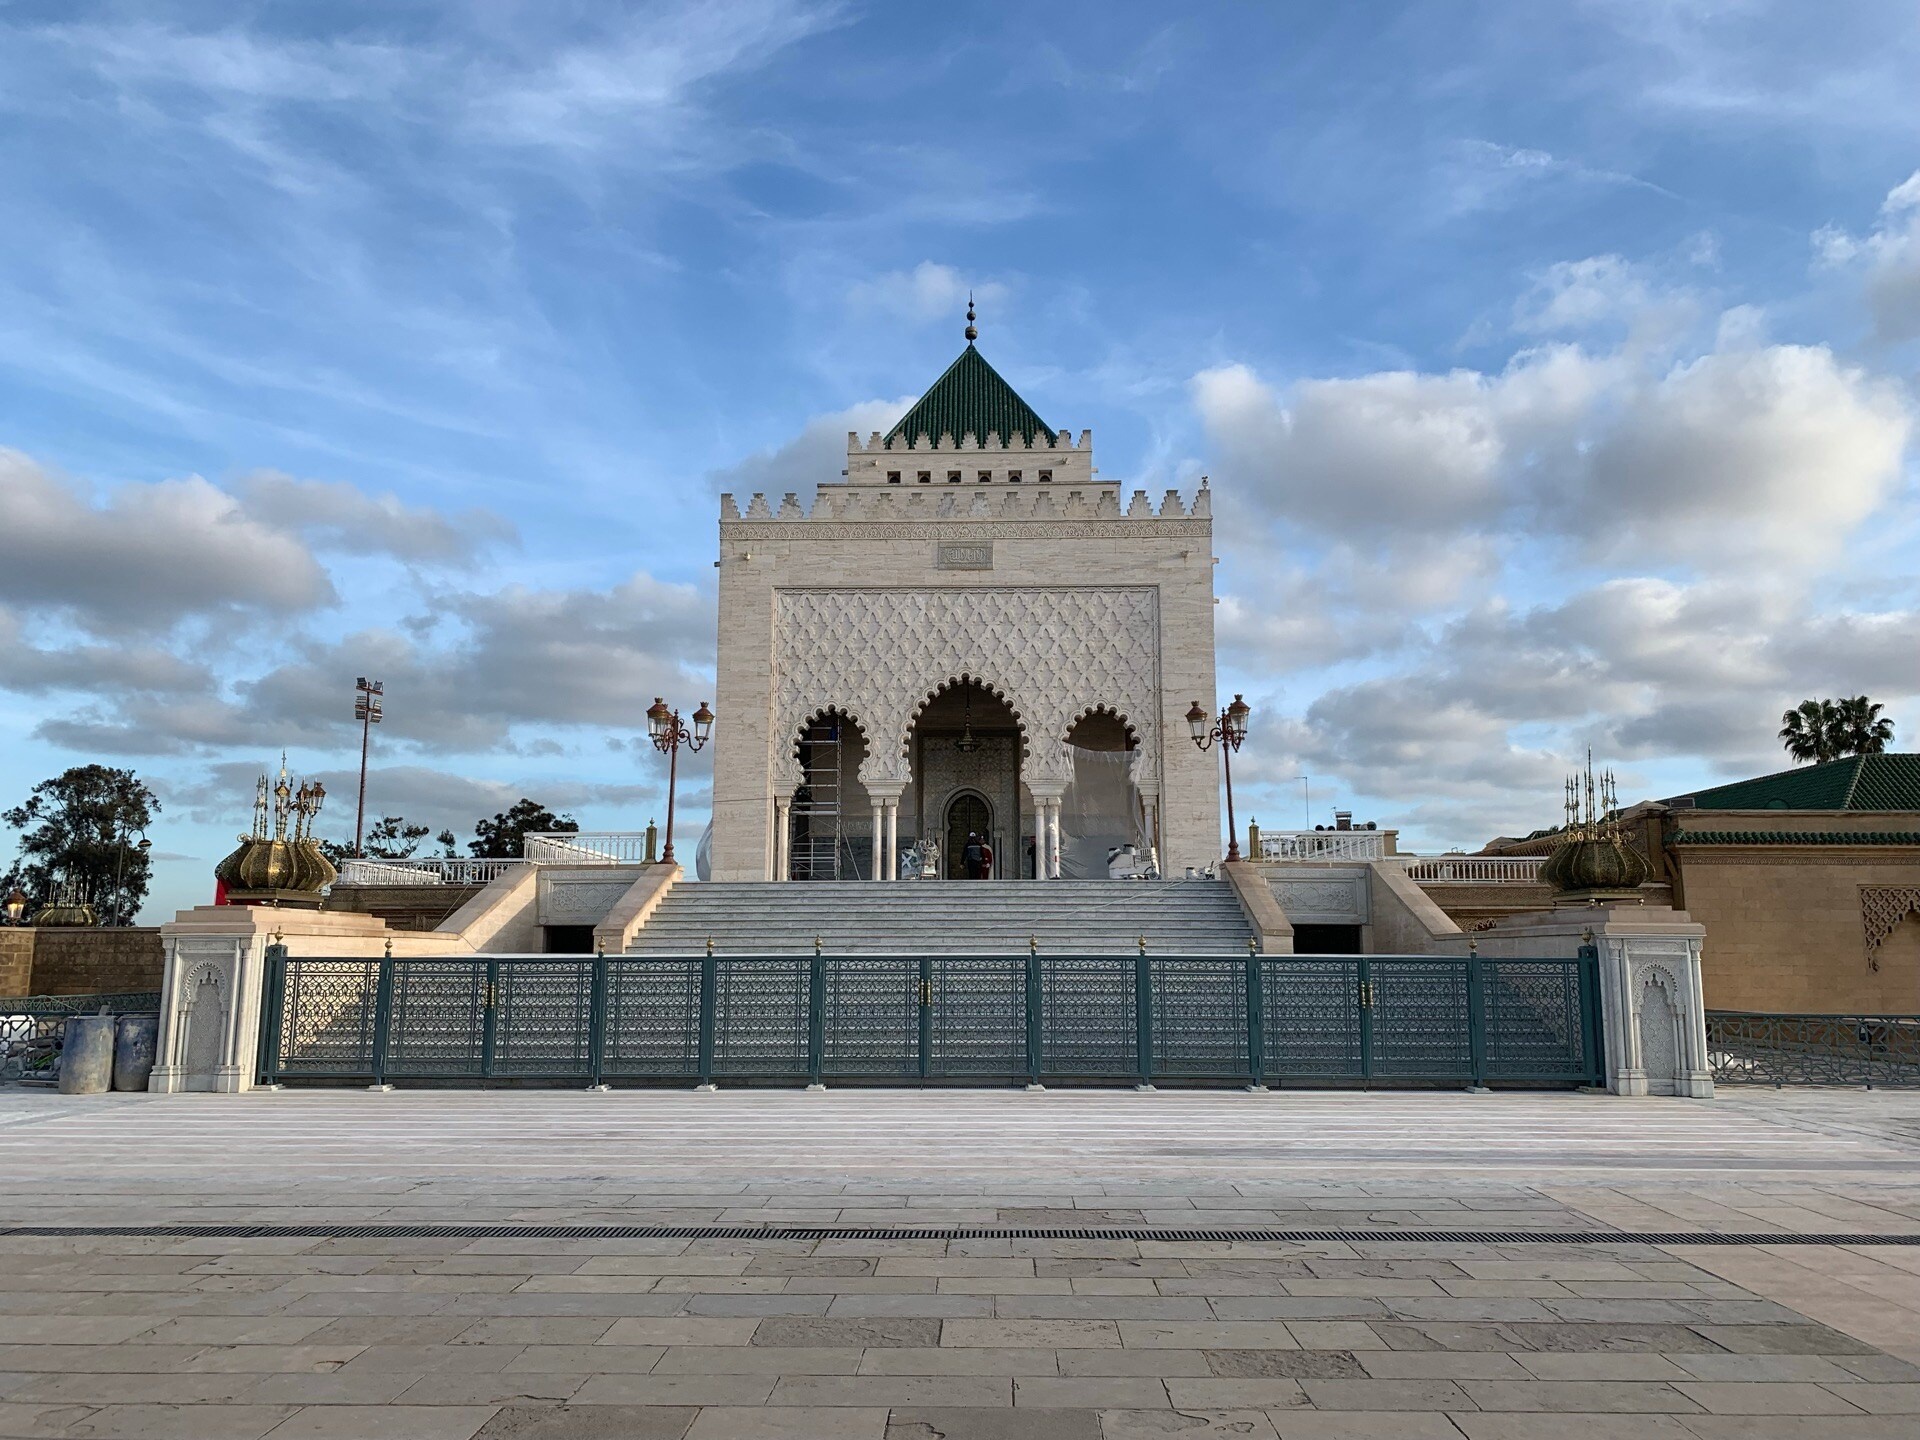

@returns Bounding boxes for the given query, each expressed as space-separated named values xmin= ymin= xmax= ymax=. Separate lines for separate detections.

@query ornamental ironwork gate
xmin=260 ymin=950 xmax=1602 ymax=1089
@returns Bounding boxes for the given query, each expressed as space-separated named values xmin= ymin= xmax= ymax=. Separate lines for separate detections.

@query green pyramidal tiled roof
xmin=1664 ymin=754 xmax=1920 ymax=812
xmin=886 ymin=344 xmax=1054 ymax=448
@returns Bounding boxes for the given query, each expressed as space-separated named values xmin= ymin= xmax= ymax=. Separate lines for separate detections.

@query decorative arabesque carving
xmin=772 ymin=588 xmax=1160 ymax=793
xmin=1862 ymin=887 xmax=1920 ymax=971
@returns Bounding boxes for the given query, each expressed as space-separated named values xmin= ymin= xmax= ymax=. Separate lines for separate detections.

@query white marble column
xmin=1046 ymin=802 xmax=1063 ymax=879
xmin=1141 ymin=795 xmax=1160 ymax=871
xmin=884 ymin=801 xmax=900 ymax=880
xmin=773 ymin=797 xmax=791 ymax=881
xmin=869 ymin=804 xmax=884 ymax=882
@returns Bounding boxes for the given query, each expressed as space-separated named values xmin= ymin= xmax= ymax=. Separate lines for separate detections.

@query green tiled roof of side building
xmin=886 ymin=344 xmax=1055 ymax=450
xmin=1664 ymin=753 xmax=1920 ymax=812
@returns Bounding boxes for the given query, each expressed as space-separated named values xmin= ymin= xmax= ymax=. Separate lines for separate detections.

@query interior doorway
xmin=945 ymin=792 xmax=992 ymax=878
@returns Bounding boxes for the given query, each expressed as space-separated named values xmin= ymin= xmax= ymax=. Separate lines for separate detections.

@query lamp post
xmin=110 ymin=828 xmax=152 ymax=926
xmin=646 ymin=697 xmax=714 ymax=867
xmin=353 ymin=677 xmax=383 ymax=858
xmin=1187 ymin=694 xmax=1251 ymax=863
xmin=3 ymin=889 xmax=26 ymax=925
xmin=1276 ymin=774 xmax=1311 ymax=831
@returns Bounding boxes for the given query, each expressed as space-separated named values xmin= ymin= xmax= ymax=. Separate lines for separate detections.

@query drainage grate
xmin=1 ymin=1223 xmax=1916 ymax=1245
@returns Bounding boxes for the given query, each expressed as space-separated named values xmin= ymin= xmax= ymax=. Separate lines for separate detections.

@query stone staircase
xmin=625 ymin=880 xmax=1256 ymax=955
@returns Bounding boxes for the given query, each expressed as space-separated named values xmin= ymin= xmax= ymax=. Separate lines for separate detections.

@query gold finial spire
xmin=964 ymin=291 xmax=977 ymax=343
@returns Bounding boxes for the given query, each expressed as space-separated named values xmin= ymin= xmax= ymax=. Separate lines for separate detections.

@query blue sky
xmin=1 ymin=0 xmax=1917 ymax=918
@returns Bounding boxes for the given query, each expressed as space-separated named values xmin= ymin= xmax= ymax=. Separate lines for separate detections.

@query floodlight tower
xmin=353 ymin=677 xmax=383 ymax=858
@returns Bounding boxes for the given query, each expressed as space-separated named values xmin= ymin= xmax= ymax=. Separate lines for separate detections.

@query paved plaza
xmin=2 ymin=1088 xmax=1920 ymax=1438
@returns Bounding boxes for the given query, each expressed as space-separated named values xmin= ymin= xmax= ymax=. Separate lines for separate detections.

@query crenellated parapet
xmin=844 ymin=426 xmax=1097 ymax=487
xmin=721 ymin=480 xmax=1210 ymax=532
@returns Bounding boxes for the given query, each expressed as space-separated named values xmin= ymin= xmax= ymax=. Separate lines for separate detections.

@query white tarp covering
xmin=1057 ymin=746 xmax=1145 ymax=879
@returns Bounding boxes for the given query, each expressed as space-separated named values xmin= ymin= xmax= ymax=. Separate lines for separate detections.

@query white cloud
xmin=1195 ymin=325 xmax=1909 ymax=572
xmin=709 ymin=399 xmax=915 ymax=503
xmin=1815 ymin=169 xmax=1920 ymax=345
xmin=477 ymin=1 xmax=842 ymax=153
xmin=847 ymin=264 xmax=1008 ymax=326
xmin=0 ymin=448 xmax=332 ymax=633
xmin=1575 ymin=343 xmax=1909 ymax=569
xmin=233 ymin=470 xmax=515 ymax=563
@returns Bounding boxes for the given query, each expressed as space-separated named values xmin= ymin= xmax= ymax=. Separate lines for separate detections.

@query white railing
xmin=1400 ymin=856 xmax=1546 ymax=884
xmin=336 ymin=857 xmax=524 ymax=886
xmin=1256 ymin=830 xmax=1388 ymax=862
xmin=523 ymin=832 xmax=652 ymax=864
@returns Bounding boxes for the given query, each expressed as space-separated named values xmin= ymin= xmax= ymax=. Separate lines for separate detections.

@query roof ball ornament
xmin=964 ymin=291 xmax=977 ymax=344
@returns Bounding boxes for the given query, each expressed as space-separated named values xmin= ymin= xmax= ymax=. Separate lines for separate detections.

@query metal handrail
xmin=524 ymin=832 xmax=651 ymax=864
xmin=1256 ymin=831 xmax=1387 ymax=862
xmin=1401 ymin=857 xmax=1547 ymax=884
xmin=337 ymin=857 xmax=524 ymax=886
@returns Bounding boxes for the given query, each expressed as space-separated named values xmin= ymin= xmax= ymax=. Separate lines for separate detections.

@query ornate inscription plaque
xmin=936 ymin=542 xmax=993 ymax=570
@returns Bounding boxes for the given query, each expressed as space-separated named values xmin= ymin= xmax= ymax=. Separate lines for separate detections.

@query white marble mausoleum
xmin=707 ymin=314 xmax=1222 ymax=883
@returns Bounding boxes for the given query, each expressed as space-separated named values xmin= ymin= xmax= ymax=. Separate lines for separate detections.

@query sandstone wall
xmin=1674 ymin=846 xmax=1920 ymax=1012
xmin=0 ymin=928 xmax=165 ymax=996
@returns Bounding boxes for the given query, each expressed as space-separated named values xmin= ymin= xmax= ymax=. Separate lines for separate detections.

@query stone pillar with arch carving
xmin=1446 ymin=905 xmax=1713 ymax=1098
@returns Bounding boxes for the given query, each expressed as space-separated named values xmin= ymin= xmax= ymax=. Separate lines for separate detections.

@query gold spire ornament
xmin=214 ymin=757 xmax=337 ymax=906
xmin=964 ymin=292 xmax=977 ymax=343
xmin=1541 ymin=751 xmax=1648 ymax=903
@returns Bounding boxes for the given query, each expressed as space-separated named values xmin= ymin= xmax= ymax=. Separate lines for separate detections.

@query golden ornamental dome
xmin=217 ymin=758 xmax=336 ymax=906
xmin=1543 ymin=757 xmax=1649 ymax=904
xmin=1541 ymin=835 xmax=1649 ymax=896
xmin=32 ymin=899 xmax=98 ymax=927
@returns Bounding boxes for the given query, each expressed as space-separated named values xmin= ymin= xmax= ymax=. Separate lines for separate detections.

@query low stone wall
xmin=1420 ymin=881 xmax=1673 ymax=931
xmin=0 ymin=931 xmax=30 ymax=995
xmin=0 ymin=928 xmax=165 ymax=996
xmin=324 ymin=883 xmax=485 ymax=932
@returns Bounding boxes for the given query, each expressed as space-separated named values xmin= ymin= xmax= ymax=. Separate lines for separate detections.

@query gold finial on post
xmin=965 ymin=292 xmax=978 ymax=343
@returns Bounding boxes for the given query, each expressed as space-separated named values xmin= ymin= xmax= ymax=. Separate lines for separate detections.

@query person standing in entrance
xmin=977 ymin=836 xmax=994 ymax=879
xmin=963 ymin=831 xmax=984 ymax=880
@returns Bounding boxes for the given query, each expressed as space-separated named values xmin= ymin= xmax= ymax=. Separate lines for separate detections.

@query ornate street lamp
xmin=647 ymin=697 xmax=714 ymax=866
xmin=1188 ymin=694 xmax=1252 ymax=863
xmin=3 ymin=889 xmax=26 ymax=925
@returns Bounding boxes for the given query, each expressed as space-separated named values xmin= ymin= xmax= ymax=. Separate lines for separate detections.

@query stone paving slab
xmin=0 ymin=1088 xmax=1918 ymax=1436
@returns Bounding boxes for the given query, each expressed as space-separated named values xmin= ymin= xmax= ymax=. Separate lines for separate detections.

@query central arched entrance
xmin=943 ymin=791 xmax=993 ymax=879
xmin=908 ymin=679 xmax=1021 ymax=880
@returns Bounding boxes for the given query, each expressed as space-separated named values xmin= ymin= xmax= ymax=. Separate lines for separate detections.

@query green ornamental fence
xmin=1706 ymin=1012 xmax=1920 ymax=1088
xmin=260 ymin=948 xmax=1602 ymax=1090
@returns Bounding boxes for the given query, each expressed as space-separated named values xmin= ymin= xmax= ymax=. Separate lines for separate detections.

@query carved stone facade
xmin=770 ymin=587 xmax=1160 ymax=793
xmin=537 ymin=869 xmax=644 ymax=929
xmin=151 ymin=934 xmax=266 ymax=1094
xmin=711 ymin=430 xmax=1219 ymax=882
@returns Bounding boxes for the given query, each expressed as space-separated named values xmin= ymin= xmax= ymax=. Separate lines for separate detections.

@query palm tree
xmin=1835 ymin=696 xmax=1895 ymax=756
xmin=1780 ymin=696 xmax=1897 ymax=764
xmin=1779 ymin=699 xmax=1840 ymax=764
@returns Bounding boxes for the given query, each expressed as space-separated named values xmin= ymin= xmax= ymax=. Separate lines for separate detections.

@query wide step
xmin=628 ymin=880 xmax=1256 ymax=955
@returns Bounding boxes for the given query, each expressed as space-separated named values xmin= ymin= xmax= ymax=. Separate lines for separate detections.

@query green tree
xmin=470 ymin=799 xmax=578 ymax=858
xmin=2 ymin=765 xmax=160 ymax=924
xmin=1779 ymin=696 xmax=1896 ymax=765
xmin=318 ymin=817 xmax=456 ymax=864
xmin=1834 ymin=695 xmax=1895 ymax=756
xmin=1779 ymin=699 xmax=1840 ymax=764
